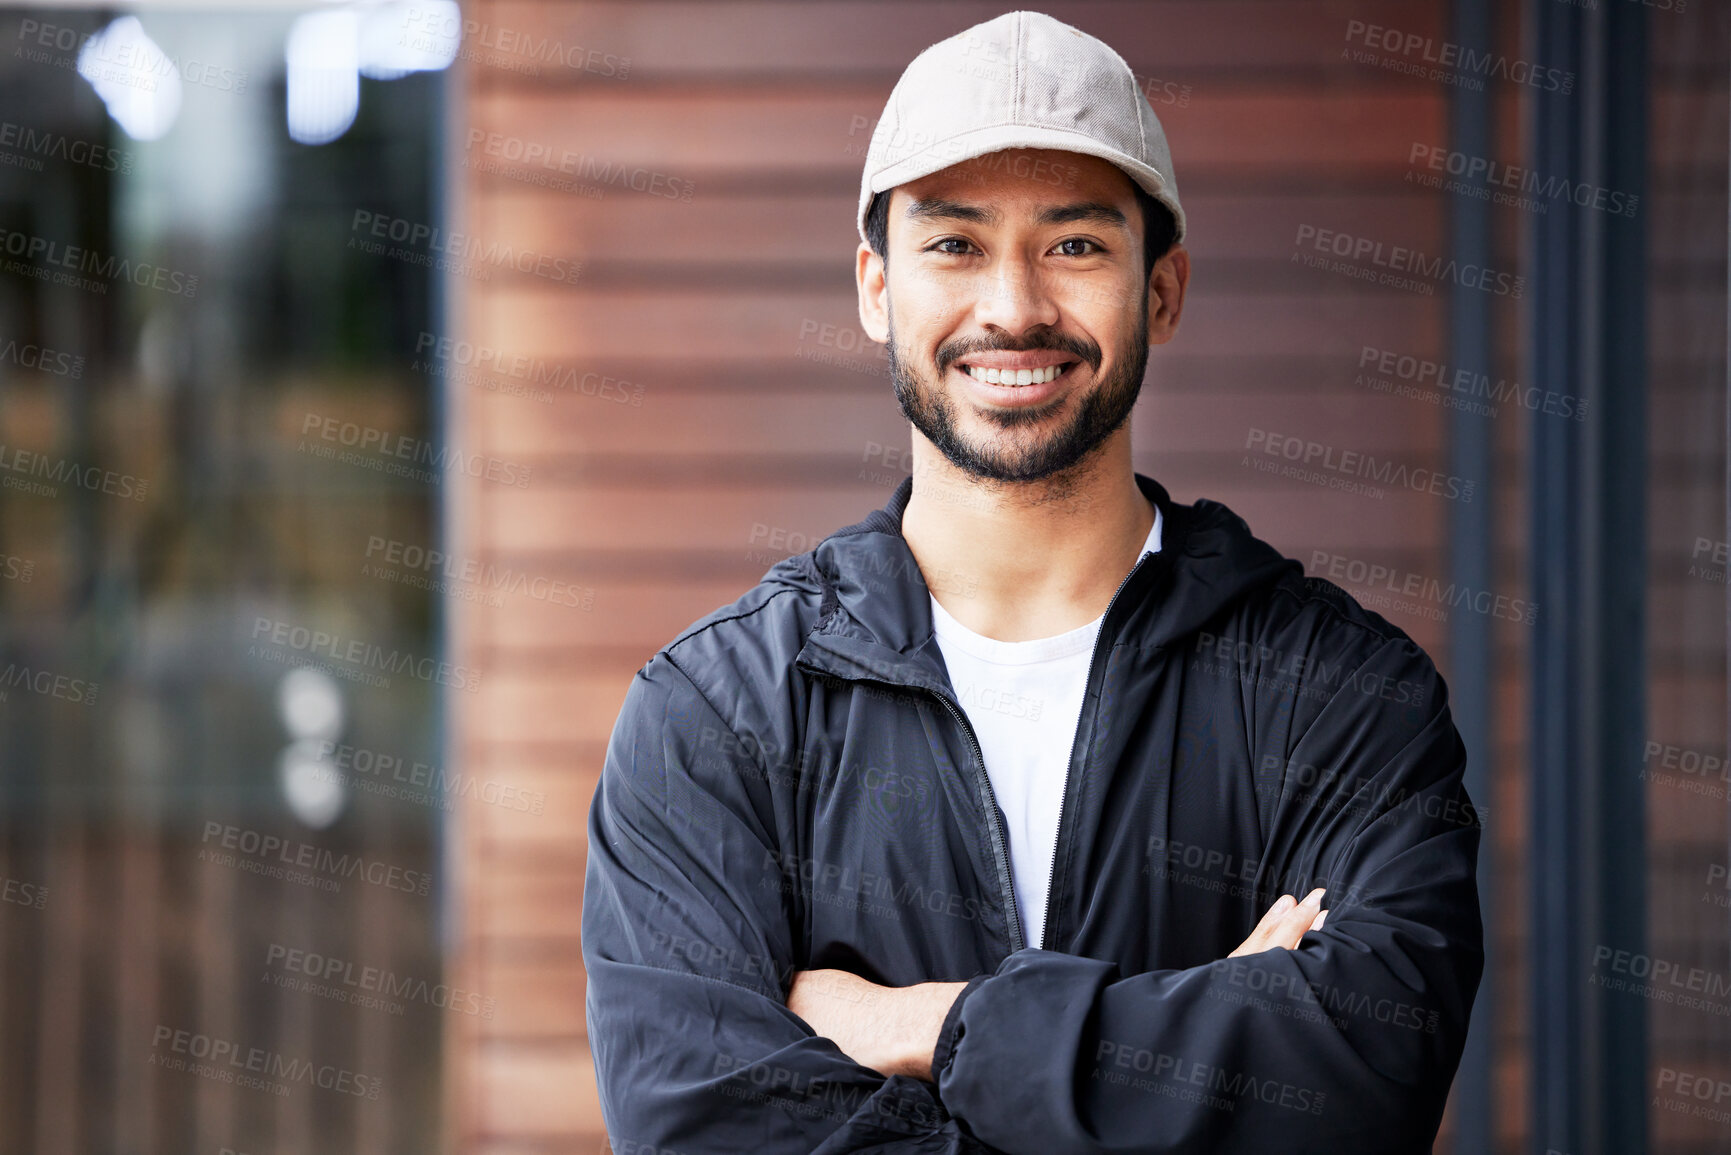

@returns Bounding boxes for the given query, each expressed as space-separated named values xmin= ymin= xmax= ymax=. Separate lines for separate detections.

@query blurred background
xmin=0 ymin=1 xmax=1721 ymax=1153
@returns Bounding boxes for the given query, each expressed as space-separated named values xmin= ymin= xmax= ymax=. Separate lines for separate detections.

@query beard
xmin=885 ymin=287 xmax=1150 ymax=484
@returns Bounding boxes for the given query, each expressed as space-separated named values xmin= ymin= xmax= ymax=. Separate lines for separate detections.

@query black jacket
xmin=583 ymin=472 xmax=1483 ymax=1154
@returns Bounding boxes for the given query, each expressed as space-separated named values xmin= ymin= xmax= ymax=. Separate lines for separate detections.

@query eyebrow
xmin=902 ymin=198 xmax=1130 ymax=230
xmin=904 ymin=198 xmax=999 ymax=226
xmin=1036 ymin=202 xmax=1130 ymax=229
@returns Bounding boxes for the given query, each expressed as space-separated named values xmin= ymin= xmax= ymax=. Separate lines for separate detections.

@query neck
xmin=900 ymin=428 xmax=1155 ymax=642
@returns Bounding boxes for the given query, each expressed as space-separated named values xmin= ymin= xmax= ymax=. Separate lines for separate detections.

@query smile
xmin=960 ymin=363 xmax=1072 ymax=387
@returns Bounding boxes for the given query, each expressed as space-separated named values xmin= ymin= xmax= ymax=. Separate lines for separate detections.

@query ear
xmin=1146 ymin=243 xmax=1190 ymax=346
xmin=857 ymin=242 xmax=889 ymax=343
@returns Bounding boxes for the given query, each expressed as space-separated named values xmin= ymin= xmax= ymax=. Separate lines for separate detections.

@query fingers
xmin=1227 ymin=893 xmax=1291 ymax=957
xmin=1253 ymin=892 xmax=1297 ymax=939
xmin=1268 ymin=888 xmax=1326 ymax=950
xmin=1261 ymin=892 xmax=1298 ymax=930
xmin=1228 ymin=889 xmax=1327 ymax=958
xmin=1229 ymin=893 xmax=1291 ymax=957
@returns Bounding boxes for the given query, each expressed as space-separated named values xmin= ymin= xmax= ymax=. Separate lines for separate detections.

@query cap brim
xmin=857 ymin=121 xmax=1185 ymax=246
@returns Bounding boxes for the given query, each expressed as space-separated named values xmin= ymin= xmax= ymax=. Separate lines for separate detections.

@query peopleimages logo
xmin=1357 ymin=345 xmax=1585 ymax=422
xmin=1244 ymin=428 xmax=1475 ymax=503
xmin=1309 ymin=549 xmax=1539 ymax=625
xmin=0 ymin=442 xmax=148 ymax=502
xmin=150 ymin=1024 xmax=381 ymax=1099
xmin=200 ymin=820 xmax=434 ymax=896
xmin=1656 ymin=1067 xmax=1731 ymax=1126
xmin=1194 ymin=633 xmax=1430 ymax=709
xmin=1093 ymin=1041 xmax=1327 ymax=1116
xmin=843 ymin=114 xmax=1078 ymax=191
xmin=1590 ymin=945 xmax=1731 ymax=1013
xmin=350 ymin=210 xmax=584 ymax=284
xmin=1293 ymin=225 xmax=1524 ymax=299
xmin=265 ymin=942 xmax=495 ymax=1019
xmin=248 ymin=616 xmax=484 ymax=693
xmin=400 ymin=9 xmax=632 ymax=79
xmin=1255 ymin=755 xmax=1485 ymax=831
xmin=0 ymin=338 xmax=83 ymax=378
xmin=0 ymin=225 xmax=197 ymax=297
xmin=0 ymin=660 xmax=99 ymax=706
xmin=1 ymin=874 xmax=46 ymax=910
xmin=1689 ymin=537 xmax=1729 ymax=585
xmin=412 ymin=331 xmax=642 ymax=406
xmin=17 ymin=19 xmax=249 ymax=94
xmin=1343 ymin=19 xmax=1574 ymax=94
xmin=298 ymin=412 xmax=532 ymax=488
xmin=363 ymin=535 xmax=594 ymax=611
xmin=1408 ymin=143 xmax=1638 ymax=219
xmin=463 ymin=129 xmax=695 ymax=201
xmin=761 ymin=849 xmax=989 ymax=924
xmin=317 ymin=738 xmax=547 ymax=814
xmin=1640 ymin=740 xmax=1728 ymax=791
xmin=0 ymin=120 xmax=132 ymax=175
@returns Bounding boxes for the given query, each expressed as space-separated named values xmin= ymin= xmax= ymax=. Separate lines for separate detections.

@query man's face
xmin=856 ymin=148 xmax=1185 ymax=484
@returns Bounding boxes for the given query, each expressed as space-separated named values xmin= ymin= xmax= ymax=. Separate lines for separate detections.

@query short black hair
xmin=863 ymin=180 xmax=1178 ymax=277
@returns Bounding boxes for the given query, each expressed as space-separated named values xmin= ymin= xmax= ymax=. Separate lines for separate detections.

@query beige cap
xmin=857 ymin=10 xmax=1186 ymax=246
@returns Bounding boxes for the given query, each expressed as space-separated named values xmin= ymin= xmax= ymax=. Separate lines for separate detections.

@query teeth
xmin=964 ymin=363 xmax=1065 ymax=386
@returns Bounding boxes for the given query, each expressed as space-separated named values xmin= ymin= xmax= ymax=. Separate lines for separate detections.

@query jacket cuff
xmin=930 ymin=973 xmax=992 ymax=1084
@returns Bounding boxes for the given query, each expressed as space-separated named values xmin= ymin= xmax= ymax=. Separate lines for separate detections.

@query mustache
xmin=933 ymin=331 xmax=1103 ymax=375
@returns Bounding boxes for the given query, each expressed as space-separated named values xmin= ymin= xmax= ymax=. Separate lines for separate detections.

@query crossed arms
xmin=583 ymin=641 xmax=1482 ymax=1154
xmin=786 ymin=892 xmax=1330 ymax=1082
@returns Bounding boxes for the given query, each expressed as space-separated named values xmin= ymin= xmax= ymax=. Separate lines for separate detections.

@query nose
xmin=970 ymin=250 xmax=1061 ymax=335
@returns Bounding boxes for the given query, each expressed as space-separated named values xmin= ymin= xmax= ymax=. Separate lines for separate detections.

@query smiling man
xmin=583 ymin=11 xmax=1483 ymax=1154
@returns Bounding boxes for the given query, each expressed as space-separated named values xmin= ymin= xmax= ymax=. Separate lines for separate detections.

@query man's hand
xmin=786 ymin=969 xmax=969 ymax=1082
xmin=1228 ymin=887 xmax=1327 ymax=957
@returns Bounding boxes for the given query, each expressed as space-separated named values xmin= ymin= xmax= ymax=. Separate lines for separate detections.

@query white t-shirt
xmin=930 ymin=505 xmax=1163 ymax=949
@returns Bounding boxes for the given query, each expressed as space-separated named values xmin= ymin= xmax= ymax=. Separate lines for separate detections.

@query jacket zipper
xmin=806 ymin=537 xmax=1163 ymax=956
xmin=933 ymin=692 xmax=1026 ymax=953
xmin=815 ymin=673 xmax=1026 ymax=954
xmin=1038 ymin=548 xmax=1156 ymax=951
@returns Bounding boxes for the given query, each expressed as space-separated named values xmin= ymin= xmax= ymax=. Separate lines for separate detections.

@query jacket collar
xmin=792 ymin=470 xmax=1285 ymax=696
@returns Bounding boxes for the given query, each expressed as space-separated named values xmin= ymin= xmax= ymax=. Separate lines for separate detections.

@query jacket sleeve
xmin=933 ymin=635 xmax=1484 ymax=1155
xmin=583 ymin=650 xmax=990 ymax=1154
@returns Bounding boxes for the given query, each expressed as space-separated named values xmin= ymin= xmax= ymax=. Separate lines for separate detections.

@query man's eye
xmin=1055 ymin=238 xmax=1100 ymax=257
xmin=926 ymin=238 xmax=976 ymax=255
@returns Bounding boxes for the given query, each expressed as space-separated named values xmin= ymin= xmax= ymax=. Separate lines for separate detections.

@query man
xmin=583 ymin=10 xmax=1482 ymax=1154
